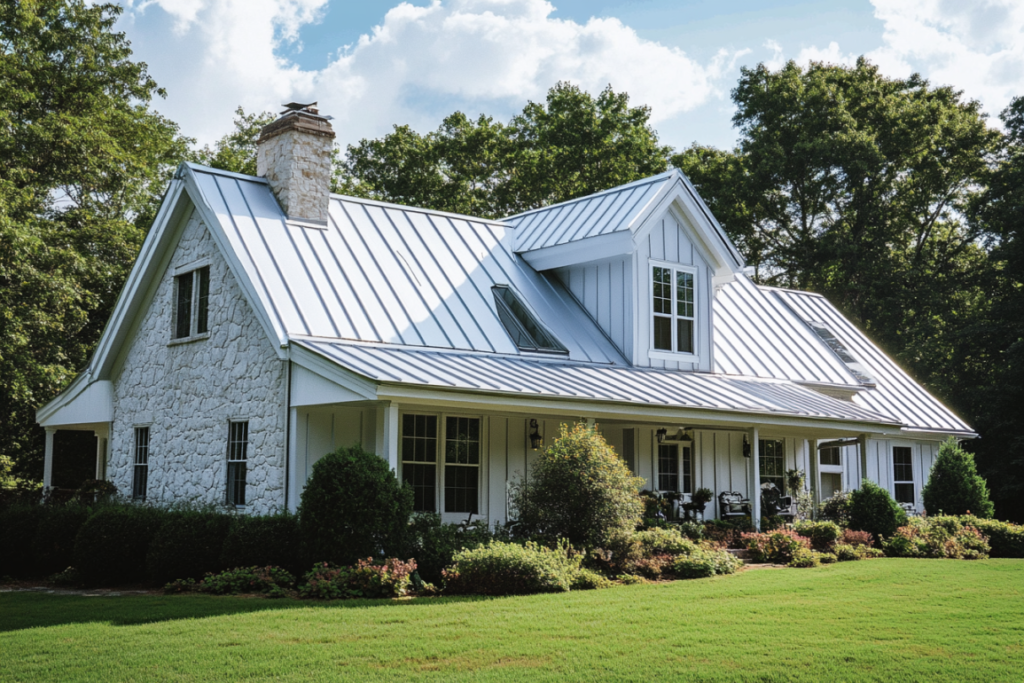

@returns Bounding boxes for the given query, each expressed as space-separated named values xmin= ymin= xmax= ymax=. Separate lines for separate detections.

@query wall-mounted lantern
xmin=656 ymin=427 xmax=668 ymax=444
xmin=743 ymin=435 xmax=751 ymax=458
xmin=675 ymin=428 xmax=693 ymax=443
xmin=529 ymin=419 xmax=543 ymax=451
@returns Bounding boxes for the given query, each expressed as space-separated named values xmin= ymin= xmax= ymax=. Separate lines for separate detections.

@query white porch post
xmin=749 ymin=427 xmax=761 ymax=530
xmin=43 ymin=428 xmax=56 ymax=491
xmin=377 ymin=402 xmax=400 ymax=473
xmin=93 ymin=423 xmax=110 ymax=481
xmin=287 ymin=406 xmax=301 ymax=513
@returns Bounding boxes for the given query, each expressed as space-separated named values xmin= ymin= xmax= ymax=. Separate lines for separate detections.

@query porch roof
xmin=294 ymin=338 xmax=901 ymax=427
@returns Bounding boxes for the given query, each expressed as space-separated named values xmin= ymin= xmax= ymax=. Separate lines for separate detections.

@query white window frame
xmin=399 ymin=411 xmax=486 ymax=522
xmin=818 ymin=446 xmax=844 ymax=500
xmin=171 ymin=262 xmax=211 ymax=342
xmin=649 ymin=260 xmax=699 ymax=362
xmin=892 ymin=445 xmax=915 ymax=506
xmin=655 ymin=441 xmax=693 ymax=495
xmin=132 ymin=425 xmax=150 ymax=501
xmin=226 ymin=420 xmax=249 ymax=508
xmin=758 ymin=438 xmax=787 ymax=493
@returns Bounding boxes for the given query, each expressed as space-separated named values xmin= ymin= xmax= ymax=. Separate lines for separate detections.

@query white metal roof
xmin=295 ymin=338 xmax=898 ymax=425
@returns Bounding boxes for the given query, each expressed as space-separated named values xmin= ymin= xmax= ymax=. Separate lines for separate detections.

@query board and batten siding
xmin=862 ymin=438 xmax=940 ymax=513
xmin=553 ymin=258 xmax=633 ymax=359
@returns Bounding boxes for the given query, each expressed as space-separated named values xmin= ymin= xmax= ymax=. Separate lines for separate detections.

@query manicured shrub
xmin=443 ymin=540 xmax=584 ymax=595
xmin=832 ymin=543 xmax=883 ymax=561
xmin=793 ymin=520 xmax=843 ymax=552
xmin=703 ymin=518 xmax=754 ymax=549
xmin=298 ymin=444 xmax=413 ymax=567
xmin=670 ymin=548 xmax=742 ymax=578
xmin=572 ymin=568 xmax=613 ymax=590
xmin=761 ymin=515 xmax=787 ymax=531
xmin=788 ymin=548 xmax=824 ymax=568
xmin=848 ymin=480 xmax=907 ymax=542
xmin=0 ymin=503 xmax=46 ymax=577
xmin=840 ymin=529 xmax=874 ymax=548
xmin=509 ymin=423 xmax=643 ymax=548
xmin=922 ymin=438 xmax=995 ymax=518
xmin=32 ymin=503 xmax=91 ymax=575
xmin=401 ymin=512 xmax=501 ymax=585
xmin=676 ymin=520 xmax=705 ymax=541
xmin=178 ymin=566 xmax=295 ymax=597
xmin=819 ymin=490 xmax=853 ymax=526
xmin=221 ymin=512 xmax=303 ymax=575
xmin=300 ymin=558 xmax=417 ymax=599
xmin=959 ymin=516 xmax=1024 ymax=558
xmin=146 ymin=507 xmax=233 ymax=585
xmin=881 ymin=517 xmax=990 ymax=560
xmin=73 ymin=504 xmax=167 ymax=586
xmin=634 ymin=527 xmax=698 ymax=556
xmin=741 ymin=529 xmax=811 ymax=564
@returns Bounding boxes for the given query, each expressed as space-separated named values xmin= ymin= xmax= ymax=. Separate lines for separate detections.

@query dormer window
xmin=493 ymin=285 xmax=566 ymax=354
xmin=652 ymin=265 xmax=695 ymax=354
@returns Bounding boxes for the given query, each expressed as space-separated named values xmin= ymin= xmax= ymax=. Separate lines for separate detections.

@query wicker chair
xmin=718 ymin=491 xmax=751 ymax=519
xmin=760 ymin=483 xmax=795 ymax=518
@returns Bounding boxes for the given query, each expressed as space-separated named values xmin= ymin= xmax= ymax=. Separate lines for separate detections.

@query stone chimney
xmin=256 ymin=102 xmax=335 ymax=225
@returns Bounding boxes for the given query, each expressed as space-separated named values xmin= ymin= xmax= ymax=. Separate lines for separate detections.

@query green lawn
xmin=2 ymin=559 xmax=1022 ymax=682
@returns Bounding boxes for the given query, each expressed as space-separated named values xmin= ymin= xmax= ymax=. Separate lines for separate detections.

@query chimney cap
xmin=281 ymin=101 xmax=318 ymax=114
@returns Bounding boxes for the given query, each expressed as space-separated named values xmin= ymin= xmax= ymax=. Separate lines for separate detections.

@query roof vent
xmin=492 ymin=285 xmax=566 ymax=354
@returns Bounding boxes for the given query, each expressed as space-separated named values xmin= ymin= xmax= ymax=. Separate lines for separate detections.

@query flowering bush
xmin=742 ymin=529 xmax=811 ymax=564
xmin=703 ymin=518 xmax=754 ymax=549
xmin=169 ymin=566 xmax=296 ymax=597
xmin=952 ymin=516 xmax=1024 ymax=558
xmin=840 ymin=529 xmax=874 ymax=548
xmin=300 ymin=558 xmax=417 ymax=599
xmin=443 ymin=540 xmax=584 ymax=595
xmin=881 ymin=517 xmax=990 ymax=560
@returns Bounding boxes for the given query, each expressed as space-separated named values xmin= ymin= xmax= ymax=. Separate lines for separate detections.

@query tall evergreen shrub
xmin=922 ymin=438 xmax=995 ymax=518
xmin=849 ymin=480 xmax=908 ymax=542
xmin=146 ymin=507 xmax=233 ymax=585
xmin=298 ymin=445 xmax=413 ymax=566
xmin=221 ymin=512 xmax=303 ymax=575
xmin=74 ymin=504 xmax=167 ymax=586
xmin=32 ymin=503 xmax=91 ymax=575
xmin=509 ymin=423 xmax=644 ymax=548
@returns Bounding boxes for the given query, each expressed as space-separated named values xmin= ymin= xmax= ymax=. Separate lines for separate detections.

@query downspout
xmin=284 ymin=360 xmax=292 ymax=511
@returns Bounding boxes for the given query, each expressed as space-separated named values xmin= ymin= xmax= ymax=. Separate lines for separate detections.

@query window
xmin=820 ymin=447 xmax=841 ymax=467
xmin=818 ymin=445 xmax=843 ymax=501
xmin=492 ymin=286 xmax=566 ymax=353
xmin=807 ymin=321 xmax=875 ymax=384
xmin=759 ymin=439 xmax=786 ymax=492
xmin=893 ymin=446 xmax=914 ymax=504
xmin=657 ymin=444 xmax=692 ymax=493
xmin=173 ymin=266 xmax=210 ymax=339
xmin=400 ymin=414 xmax=481 ymax=515
xmin=820 ymin=472 xmax=843 ymax=500
xmin=132 ymin=427 xmax=149 ymax=500
xmin=652 ymin=265 xmax=695 ymax=354
xmin=226 ymin=421 xmax=248 ymax=506
xmin=401 ymin=414 xmax=437 ymax=512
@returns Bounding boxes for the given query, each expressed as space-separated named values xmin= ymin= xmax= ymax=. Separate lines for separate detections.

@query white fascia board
xmin=178 ymin=166 xmax=289 ymax=357
xmin=518 ymin=231 xmax=634 ymax=271
xmin=288 ymin=343 xmax=379 ymax=401
xmin=375 ymin=384 xmax=906 ymax=436
xmin=677 ymin=172 xmax=746 ymax=267
xmin=38 ymin=380 xmax=113 ymax=427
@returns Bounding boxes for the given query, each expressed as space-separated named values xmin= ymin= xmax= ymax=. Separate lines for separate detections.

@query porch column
xmin=749 ymin=427 xmax=761 ymax=530
xmin=377 ymin=402 xmax=400 ymax=473
xmin=43 ymin=428 xmax=56 ymax=491
xmin=857 ymin=433 xmax=869 ymax=488
xmin=287 ymin=406 xmax=301 ymax=513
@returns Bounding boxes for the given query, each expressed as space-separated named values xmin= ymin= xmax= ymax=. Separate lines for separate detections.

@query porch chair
xmin=718 ymin=491 xmax=751 ymax=520
xmin=760 ymin=483 xmax=795 ymax=518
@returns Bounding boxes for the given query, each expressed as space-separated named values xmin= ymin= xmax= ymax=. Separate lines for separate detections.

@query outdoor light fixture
xmin=656 ymin=427 xmax=668 ymax=444
xmin=529 ymin=419 xmax=543 ymax=450
xmin=743 ymin=435 xmax=751 ymax=458
xmin=675 ymin=428 xmax=693 ymax=443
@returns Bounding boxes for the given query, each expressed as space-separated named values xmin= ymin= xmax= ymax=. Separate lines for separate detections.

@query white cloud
xmin=796 ymin=41 xmax=858 ymax=68
xmin=117 ymin=0 xmax=742 ymax=147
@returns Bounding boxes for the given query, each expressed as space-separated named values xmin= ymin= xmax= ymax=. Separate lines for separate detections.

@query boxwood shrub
xmin=74 ymin=504 xmax=167 ymax=586
xmin=146 ymin=507 xmax=233 ymax=585
xmin=32 ymin=503 xmax=91 ymax=576
xmin=0 ymin=503 xmax=46 ymax=577
xmin=443 ymin=540 xmax=584 ymax=595
xmin=221 ymin=512 xmax=303 ymax=575
xmin=849 ymin=480 xmax=907 ymax=542
xmin=793 ymin=520 xmax=843 ymax=552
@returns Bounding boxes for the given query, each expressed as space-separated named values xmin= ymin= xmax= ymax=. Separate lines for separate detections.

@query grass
xmin=2 ymin=559 xmax=1023 ymax=682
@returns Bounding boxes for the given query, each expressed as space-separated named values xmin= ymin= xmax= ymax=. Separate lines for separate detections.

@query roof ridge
xmin=502 ymin=169 xmax=680 ymax=222
xmin=182 ymin=162 xmax=270 ymax=185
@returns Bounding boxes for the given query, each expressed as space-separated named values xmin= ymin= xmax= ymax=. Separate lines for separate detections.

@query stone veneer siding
xmin=110 ymin=209 xmax=287 ymax=513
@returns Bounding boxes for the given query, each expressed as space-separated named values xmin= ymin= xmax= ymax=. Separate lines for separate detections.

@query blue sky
xmin=116 ymin=0 xmax=1024 ymax=151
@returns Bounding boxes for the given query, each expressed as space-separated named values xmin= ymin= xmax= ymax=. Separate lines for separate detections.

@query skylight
xmin=493 ymin=286 xmax=567 ymax=354
xmin=808 ymin=322 xmax=876 ymax=385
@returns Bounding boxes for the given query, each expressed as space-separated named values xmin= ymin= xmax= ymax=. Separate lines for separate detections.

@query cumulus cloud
xmin=117 ymin=0 xmax=741 ymax=146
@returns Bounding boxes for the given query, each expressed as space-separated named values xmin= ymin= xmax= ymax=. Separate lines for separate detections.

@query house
xmin=36 ymin=104 xmax=975 ymax=522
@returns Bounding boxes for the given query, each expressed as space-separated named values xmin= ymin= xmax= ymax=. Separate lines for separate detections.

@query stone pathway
xmin=1 ymin=585 xmax=156 ymax=597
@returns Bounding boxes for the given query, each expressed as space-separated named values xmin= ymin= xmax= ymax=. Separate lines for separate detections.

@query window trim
xmin=758 ymin=438 xmax=787 ymax=493
xmin=171 ymin=264 xmax=211 ymax=342
xmin=656 ymin=441 xmax=693 ymax=495
xmin=892 ymin=445 xmax=915 ymax=505
xmin=649 ymin=260 xmax=700 ymax=362
xmin=399 ymin=411 xmax=485 ymax=518
xmin=226 ymin=420 xmax=249 ymax=508
xmin=132 ymin=425 xmax=150 ymax=501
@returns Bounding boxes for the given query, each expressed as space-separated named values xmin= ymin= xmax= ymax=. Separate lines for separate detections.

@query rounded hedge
xmin=73 ymin=504 xmax=167 ymax=586
xmin=146 ymin=507 xmax=233 ymax=585
xmin=922 ymin=438 xmax=995 ymax=518
xmin=221 ymin=512 xmax=303 ymax=575
xmin=0 ymin=503 xmax=46 ymax=577
xmin=298 ymin=444 xmax=413 ymax=566
xmin=849 ymin=480 xmax=908 ymax=542
xmin=509 ymin=423 xmax=643 ymax=548
xmin=32 ymin=504 xmax=91 ymax=576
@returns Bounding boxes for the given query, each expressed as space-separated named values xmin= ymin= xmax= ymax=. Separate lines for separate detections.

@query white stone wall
xmin=111 ymin=209 xmax=287 ymax=513
xmin=256 ymin=124 xmax=333 ymax=224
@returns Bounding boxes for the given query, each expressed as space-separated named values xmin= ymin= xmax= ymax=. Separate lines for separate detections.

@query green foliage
xmin=571 ymin=568 xmax=613 ymax=590
xmin=145 ymin=507 xmax=233 ymax=585
xmin=849 ymin=480 xmax=908 ymax=541
xmin=220 ymin=512 xmax=303 ymax=576
xmin=509 ymin=423 xmax=644 ymax=548
xmin=338 ymin=82 xmax=670 ymax=218
xmin=299 ymin=559 xmax=417 ymax=600
xmin=833 ymin=542 xmax=883 ymax=562
xmin=191 ymin=107 xmax=276 ymax=176
xmin=958 ymin=516 xmax=1024 ymax=558
xmin=840 ymin=529 xmax=875 ymax=548
xmin=881 ymin=517 xmax=990 ymax=560
xmin=443 ymin=540 xmax=584 ymax=595
xmin=0 ymin=1 xmax=191 ymax=479
xmin=633 ymin=527 xmax=698 ymax=556
xmin=670 ymin=548 xmax=742 ymax=579
xmin=189 ymin=566 xmax=295 ymax=598
xmin=742 ymin=529 xmax=811 ymax=564
xmin=788 ymin=548 xmax=829 ymax=568
xmin=297 ymin=444 xmax=413 ymax=567
xmin=819 ymin=490 xmax=853 ymax=527
xmin=0 ymin=502 xmax=46 ymax=576
xmin=31 ymin=503 xmax=90 ymax=575
xmin=676 ymin=520 xmax=706 ymax=541
xmin=703 ymin=517 xmax=754 ymax=548
xmin=922 ymin=438 xmax=995 ymax=518
xmin=793 ymin=520 xmax=843 ymax=552
xmin=73 ymin=504 xmax=167 ymax=586
xmin=401 ymin=512 xmax=502 ymax=585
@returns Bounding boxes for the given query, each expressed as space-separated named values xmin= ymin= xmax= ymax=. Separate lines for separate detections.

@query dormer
xmin=505 ymin=169 xmax=744 ymax=371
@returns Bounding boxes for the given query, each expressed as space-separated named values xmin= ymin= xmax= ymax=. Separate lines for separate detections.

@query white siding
xmin=554 ymin=257 xmax=633 ymax=359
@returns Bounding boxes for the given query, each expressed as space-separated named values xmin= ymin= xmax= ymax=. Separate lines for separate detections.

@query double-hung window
xmin=401 ymin=414 xmax=481 ymax=516
xmin=226 ymin=421 xmax=248 ymax=507
xmin=652 ymin=265 xmax=695 ymax=355
xmin=132 ymin=427 xmax=150 ymax=501
xmin=173 ymin=265 xmax=210 ymax=340
xmin=759 ymin=439 xmax=786 ymax=492
xmin=819 ymin=446 xmax=843 ymax=500
xmin=893 ymin=446 xmax=914 ymax=504
xmin=657 ymin=443 xmax=692 ymax=494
